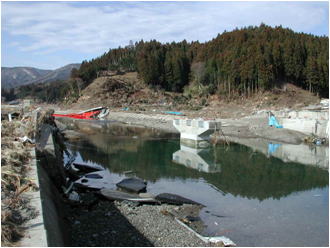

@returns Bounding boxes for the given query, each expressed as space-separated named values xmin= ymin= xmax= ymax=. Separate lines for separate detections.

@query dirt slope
xmin=72 ymin=72 xmax=179 ymax=110
xmin=71 ymin=72 xmax=321 ymax=119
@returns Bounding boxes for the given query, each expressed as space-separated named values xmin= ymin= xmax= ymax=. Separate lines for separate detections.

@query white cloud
xmin=2 ymin=1 xmax=328 ymax=56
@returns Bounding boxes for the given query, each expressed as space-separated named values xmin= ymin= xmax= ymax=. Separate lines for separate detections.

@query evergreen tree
xmin=74 ymin=24 xmax=328 ymax=98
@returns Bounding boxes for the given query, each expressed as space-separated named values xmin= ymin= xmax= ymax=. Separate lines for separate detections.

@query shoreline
xmin=105 ymin=110 xmax=311 ymax=145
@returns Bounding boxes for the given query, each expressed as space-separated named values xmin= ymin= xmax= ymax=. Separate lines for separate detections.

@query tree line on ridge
xmin=76 ymin=24 xmax=329 ymax=98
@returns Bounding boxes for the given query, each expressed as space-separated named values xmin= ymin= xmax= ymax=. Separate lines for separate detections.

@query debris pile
xmin=73 ymin=73 xmax=185 ymax=111
xmin=303 ymin=135 xmax=328 ymax=145
xmin=1 ymin=119 xmax=38 ymax=246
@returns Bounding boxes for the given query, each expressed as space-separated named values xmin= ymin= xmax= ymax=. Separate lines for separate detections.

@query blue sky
xmin=1 ymin=1 xmax=329 ymax=69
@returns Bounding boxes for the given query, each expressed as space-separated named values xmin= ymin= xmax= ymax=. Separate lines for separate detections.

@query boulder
xmin=85 ymin=173 xmax=103 ymax=179
xmin=116 ymin=177 xmax=147 ymax=193
xmin=155 ymin=193 xmax=203 ymax=206
xmin=100 ymin=189 xmax=158 ymax=203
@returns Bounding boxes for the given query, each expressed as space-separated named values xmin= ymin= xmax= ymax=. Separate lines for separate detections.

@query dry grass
xmin=1 ymin=118 xmax=38 ymax=246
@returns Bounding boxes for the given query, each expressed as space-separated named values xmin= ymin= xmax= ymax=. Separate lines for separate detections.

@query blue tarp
xmin=268 ymin=115 xmax=283 ymax=128
xmin=163 ymin=111 xmax=184 ymax=116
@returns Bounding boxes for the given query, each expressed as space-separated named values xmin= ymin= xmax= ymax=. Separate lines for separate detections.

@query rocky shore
xmin=68 ymin=199 xmax=209 ymax=247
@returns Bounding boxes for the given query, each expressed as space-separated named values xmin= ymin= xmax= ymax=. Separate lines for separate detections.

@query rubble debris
xmin=63 ymin=182 xmax=74 ymax=195
xmin=303 ymin=135 xmax=328 ymax=145
xmin=8 ymin=100 xmax=20 ymax=105
xmin=123 ymin=170 xmax=134 ymax=175
xmin=1 ymin=118 xmax=37 ymax=246
xmin=73 ymin=170 xmax=113 ymax=190
xmin=68 ymin=191 xmax=80 ymax=202
xmin=68 ymin=163 xmax=80 ymax=174
xmin=72 ymin=162 xmax=104 ymax=172
xmin=206 ymin=236 xmax=236 ymax=247
xmin=185 ymin=215 xmax=201 ymax=222
xmin=16 ymin=136 xmax=35 ymax=144
xmin=100 ymin=189 xmax=158 ymax=203
xmin=155 ymin=193 xmax=203 ymax=206
xmin=85 ymin=173 xmax=103 ymax=179
xmin=138 ymin=193 xmax=155 ymax=198
xmin=320 ymin=99 xmax=329 ymax=108
xmin=116 ymin=177 xmax=147 ymax=193
xmin=64 ymin=155 xmax=76 ymax=170
xmin=175 ymin=217 xmax=236 ymax=246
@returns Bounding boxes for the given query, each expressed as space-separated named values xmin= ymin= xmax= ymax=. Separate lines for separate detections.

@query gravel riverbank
xmin=68 ymin=199 xmax=209 ymax=247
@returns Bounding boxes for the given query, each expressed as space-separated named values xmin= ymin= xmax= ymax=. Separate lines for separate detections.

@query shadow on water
xmin=66 ymin=133 xmax=328 ymax=202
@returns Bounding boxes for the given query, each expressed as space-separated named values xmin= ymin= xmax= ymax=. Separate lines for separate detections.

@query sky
xmin=1 ymin=1 xmax=329 ymax=69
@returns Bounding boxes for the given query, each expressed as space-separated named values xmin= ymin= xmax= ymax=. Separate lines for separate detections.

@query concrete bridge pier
xmin=173 ymin=119 xmax=221 ymax=148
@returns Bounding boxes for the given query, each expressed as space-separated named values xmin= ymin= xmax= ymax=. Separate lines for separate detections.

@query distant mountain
xmin=1 ymin=67 xmax=52 ymax=89
xmin=28 ymin=63 xmax=81 ymax=85
xmin=1 ymin=63 xmax=80 ymax=89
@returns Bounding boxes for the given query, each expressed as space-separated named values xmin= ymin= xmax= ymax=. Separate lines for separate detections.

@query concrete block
xmin=173 ymin=119 xmax=220 ymax=141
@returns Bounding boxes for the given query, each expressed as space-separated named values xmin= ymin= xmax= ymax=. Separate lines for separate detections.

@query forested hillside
xmin=76 ymin=24 xmax=328 ymax=98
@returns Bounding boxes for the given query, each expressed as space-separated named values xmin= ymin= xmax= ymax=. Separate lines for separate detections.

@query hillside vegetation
xmin=7 ymin=24 xmax=328 ymax=105
xmin=76 ymin=24 xmax=328 ymax=98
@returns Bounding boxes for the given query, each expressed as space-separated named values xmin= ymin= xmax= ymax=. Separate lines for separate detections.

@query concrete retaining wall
xmin=34 ymin=123 xmax=71 ymax=246
xmin=274 ymin=110 xmax=329 ymax=137
xmin=19 ymin=149 xmax=47 ymax=247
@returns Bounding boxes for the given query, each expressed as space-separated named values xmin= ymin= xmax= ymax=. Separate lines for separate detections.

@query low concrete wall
xmin=35 ymin=123 xmax=71 ymax=246
xmin=19 ymin=149 xmax=47 ymax=247
xmin=274 ymin=110 xmax=329 ymax=137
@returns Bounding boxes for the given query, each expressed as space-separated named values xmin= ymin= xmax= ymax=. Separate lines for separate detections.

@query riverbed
xmin=64 ymin=127 xmax=329 ymax=247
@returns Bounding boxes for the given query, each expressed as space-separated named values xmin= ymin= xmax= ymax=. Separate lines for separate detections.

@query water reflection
xmin=225 ymin=137 xmax=329 ymax=169
xmin=66 ymin=134 xmax=328 ymax=201
xmin=268 ymin=143 xmax=281 ymax=155
xmin=172 ymin=145 xmax=221 ymax=173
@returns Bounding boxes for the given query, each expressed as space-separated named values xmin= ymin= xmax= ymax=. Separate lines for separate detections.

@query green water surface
xmin=66 ymin=132 xmax=329 ymax=247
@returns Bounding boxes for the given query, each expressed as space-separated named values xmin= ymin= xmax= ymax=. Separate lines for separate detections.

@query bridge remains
xmin=173 ymin=119 xmax=221 ymax=148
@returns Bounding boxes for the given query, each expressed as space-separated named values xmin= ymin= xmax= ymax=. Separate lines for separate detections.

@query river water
xmin=65 ymin=127 xmax=329 ymax=247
